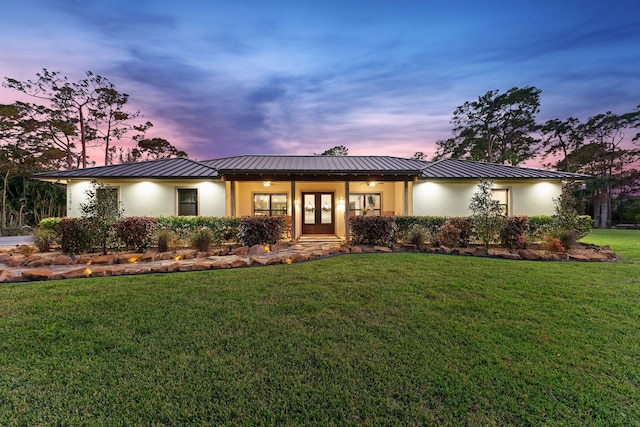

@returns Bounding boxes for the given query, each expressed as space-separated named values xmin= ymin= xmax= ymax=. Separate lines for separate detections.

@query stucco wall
xmin=66 ymin=179 xmax=226 ymax=218
xmin=412 ymin=180 xmax=562 ymax=217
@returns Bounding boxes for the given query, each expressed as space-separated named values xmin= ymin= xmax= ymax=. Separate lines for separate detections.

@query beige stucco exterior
xmin=64 ymin=176 xmax=562 ymax=239
xmin=226 ymin=180 xmax=411 ymax=239
xmin=412 ymin=180 xmax=563 ymax=217
xmin=66 ymin=179 xmax=226 ymax=218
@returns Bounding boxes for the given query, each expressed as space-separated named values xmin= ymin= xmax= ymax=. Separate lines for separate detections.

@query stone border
xmin=0 ymin=241 xmax=617 ymax=283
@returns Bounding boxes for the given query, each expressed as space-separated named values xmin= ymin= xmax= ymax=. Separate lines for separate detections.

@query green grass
xmin=1 ymin=230 xmax=639 ymax=425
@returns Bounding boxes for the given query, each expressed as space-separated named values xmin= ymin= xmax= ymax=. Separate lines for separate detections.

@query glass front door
xmin=302 ymin=192 xmax=334 ymax=234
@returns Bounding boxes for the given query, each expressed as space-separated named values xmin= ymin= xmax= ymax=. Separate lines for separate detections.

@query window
xmin=96 ymin=186 xmax=119 ymax=205
xmin=253 ymin=193 xmax=287 ymax=216
xmin=492 ymin=188 xmax=509 ymax=216
xmin=178 ymin=188 xmax=198 ymax=216
xmin=349 ymin=193 xmax=381 ymax=216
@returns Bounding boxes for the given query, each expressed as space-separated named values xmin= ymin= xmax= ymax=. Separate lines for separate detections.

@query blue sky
xmin=1 ymin=0 xmax=639 ymax=163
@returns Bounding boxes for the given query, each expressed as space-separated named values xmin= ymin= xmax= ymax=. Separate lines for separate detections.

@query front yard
xmin=0 ymin=230 xmax=638 ymax=425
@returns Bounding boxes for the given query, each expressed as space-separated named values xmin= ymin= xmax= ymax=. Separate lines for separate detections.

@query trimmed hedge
xmin=395 ymin=216 xmax=447 ymax=242
xmin=58 ymin=218 xmax=91 ymax=253
xmin=349 ymin=215 xmax=397 ymax=247
xmin=238 ymin=216 xmax=285 ymax=247
xmin=155 ymin=216 xmax=241 ymax=244
xmin=113 ymin=217 xmax=157 ymax=252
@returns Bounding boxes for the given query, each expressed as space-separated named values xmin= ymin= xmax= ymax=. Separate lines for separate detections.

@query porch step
xmin=297 ymin=235 xmax=344 ymax=243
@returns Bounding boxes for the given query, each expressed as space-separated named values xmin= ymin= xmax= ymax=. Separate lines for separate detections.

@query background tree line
xmin=0 ymin=69 xmax=187 ymax=231
xmin=426 ymin=86 xmax=640 ymax=228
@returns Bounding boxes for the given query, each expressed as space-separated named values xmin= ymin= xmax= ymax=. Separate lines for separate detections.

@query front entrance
xmin=302 ymin=192 xmax=335 ymax=234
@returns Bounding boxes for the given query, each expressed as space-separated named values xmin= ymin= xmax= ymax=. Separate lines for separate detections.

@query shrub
xmin=33 ymin=228 xmax=57 ymax=252
xmin=395 ymin=216 xmax=447 ymax=241
xmin=349 ymin=215 xmax=396 ymax=246
xmin=80 ymin=182 xmax=123 ymax=254
xmin=555 ymin=229 xmax=578 ymax=250
xmin=191 ymin=227 xmax=214 ymax=252
xmin=58 ymin=218 xmax=91 ymax=253
xmin=528 ymin=216 xmax=554 ymax=237
xmin=435 ymin=222 xmax=461 ymax=247
xmin=499 ymin=216 xmax=530 ymax=249
xmin=238 ymin=216 xmax=285 ymax=246
xmin=113 ymin=217 xmax=157 ymax=252
xmin=154 ymin=228 xmax=175 ymax=252
xmin=552 ymin=184 xmax=592 ymax=239
xmin=447 ymin=217 xmax=473 ymax=247
xmin=38 ymin=217 xmax=61 ymax=233
xmin=402 ymin=225 xmax=430 ymax=246
xmin=541 ymin=234 xmax=566 ymax=253
xmin=155 ymin=216 xmax=241 ymax=244
xmin=469 ymin=180 xmax=505 ymax=248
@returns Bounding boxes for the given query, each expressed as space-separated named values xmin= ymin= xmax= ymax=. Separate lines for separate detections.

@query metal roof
xmin=203 ymin=155 xmax=429 ymax=174
xmin=32 ymin=157 xmax=220 ymax=181
xmin=420 ymin=158 xmax=591 ymax=180
xmin=31 ymin=155 xmax=591 ymax=182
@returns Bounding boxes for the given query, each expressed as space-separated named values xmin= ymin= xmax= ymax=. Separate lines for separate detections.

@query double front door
xmin=302 ymin=192 xmax=334 ymax=234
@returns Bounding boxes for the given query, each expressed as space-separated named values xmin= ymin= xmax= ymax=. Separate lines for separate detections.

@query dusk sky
xmin=1 ymin=0 xmax=639 ymax=164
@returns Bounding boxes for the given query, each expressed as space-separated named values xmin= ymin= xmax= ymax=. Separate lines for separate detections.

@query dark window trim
xmin=177 ymin=188 xmax=199 ymax=216
xmin=253 ymin=192 xmax=288 ymax=216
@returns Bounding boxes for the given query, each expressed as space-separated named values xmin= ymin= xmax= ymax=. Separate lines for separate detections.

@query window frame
xmin=177 ymin=188 xmax=199 ymax=216
xmin=253 ymin=193 xmax=288 ymax=216
xmin=491 ymin=188 xmax=510 ymax=216
xmin=348 ymin=193 xmax=382 ymax=216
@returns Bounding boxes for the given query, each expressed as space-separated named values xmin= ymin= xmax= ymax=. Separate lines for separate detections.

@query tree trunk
xmin=1 ymin=168 xmax=11 ymax=229
xmin=79 ymin=105 xmax=87 ymax=168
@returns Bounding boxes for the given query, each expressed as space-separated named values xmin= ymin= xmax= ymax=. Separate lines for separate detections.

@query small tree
xmin=469 ymin=180 xmax=504 ymax=248
xmin=551 ymin=183 xmax=592 ymax=245
xmin=80 ymin=181 xmax=123 ymax=254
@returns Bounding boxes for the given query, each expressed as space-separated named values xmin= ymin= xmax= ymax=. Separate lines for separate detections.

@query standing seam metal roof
xmin=32 ymin=157 xmax=220 ymax=179
xmin=31 ymin=155 xmax=592 ymax=181
xmin=420 ymin=158 xmax=591 ymax=180
xmin=202 ymin=155 xmax=430 ymax=172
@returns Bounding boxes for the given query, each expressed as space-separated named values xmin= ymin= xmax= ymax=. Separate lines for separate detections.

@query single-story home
xmin=33 ymin=155 xmax=590 ymax=240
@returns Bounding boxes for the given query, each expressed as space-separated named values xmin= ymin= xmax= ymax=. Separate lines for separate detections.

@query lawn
xmin=1 ymin=230 xmax=638 ymax=425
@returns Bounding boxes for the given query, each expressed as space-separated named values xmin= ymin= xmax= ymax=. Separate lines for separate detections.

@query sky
xmin=1 ymin=0 xmax=639 ymax=165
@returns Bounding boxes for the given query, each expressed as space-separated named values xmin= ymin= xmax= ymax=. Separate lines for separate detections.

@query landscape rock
xmin=22 ymin=269 xmax=53 ymax=281
xmin=51 ymin=255 xmax=76 ymax=265
xmin=518 ymin=249 xmax=543 ymax=261
xmin=0 ymin=269 xmax=24 ymax=283
xmin=57 ymin=267 xmax=93 ymax=280
xmin=91 ymin=255 xmax=116 ymax=265
xmin=231 ymin=246 xmax=249 ymax=256
xmin=568 ymin=254 xmax=590 ymax=261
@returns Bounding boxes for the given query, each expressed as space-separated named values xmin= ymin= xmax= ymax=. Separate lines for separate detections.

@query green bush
xmin=395 ymin=216 xmax=447 ymax=243
xmin=154 ymin=228 xmax=175 ymax=253
xmin=191 ymin=227 xmax=214 ymax=252
xmin=38 ymin=217 xmax=61 ymax=232
xmin=33 ymin=228 xmax=57 ymax=252
xmin=447 ymin=217 xmax=473 ymax=247
xmin=58 ymin=218 xmax=91 ymax=253
xmin=349 ymin=215 xmax=396 ymax=247
xmin=499 ymin=216 xmax=529 ymax=249
xmin=435 ymin=222 xmax=462 ymax=247
xmin=155 ymin=216 xmax=240 ymax=244
xmin=113 ymin=217 xmax=157 ymax=252
xmin=402 ymin=225 xmax=430 ymax=246
xmin=527 ymin=216 xmax=554 ymax=236
xmin=238 ymin=216 xmax=285 ymax=246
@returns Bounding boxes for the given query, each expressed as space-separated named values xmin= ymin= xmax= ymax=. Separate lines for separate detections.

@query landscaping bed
xmin=0 ymin=239 xmax=617 ymax=283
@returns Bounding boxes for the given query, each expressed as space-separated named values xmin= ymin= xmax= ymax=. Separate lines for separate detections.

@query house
xmin=33 ymin=155 xmax=590 ymax=240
